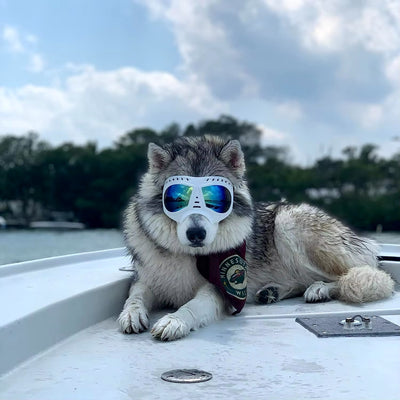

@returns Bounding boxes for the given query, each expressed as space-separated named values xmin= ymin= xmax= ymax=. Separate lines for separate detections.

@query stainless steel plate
xmin=161 ymin=369 xmax=212 ymax=383
xmin=296 ymin=315 xmax=400 ymax=337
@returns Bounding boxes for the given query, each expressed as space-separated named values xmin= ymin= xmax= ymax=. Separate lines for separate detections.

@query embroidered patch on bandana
xmin=196 ymin=242 xmax=247 ymax=314
xmin=219 ymin=254 xmax=247 ymax=301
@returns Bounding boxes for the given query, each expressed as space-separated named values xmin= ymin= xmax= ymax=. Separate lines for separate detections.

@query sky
xmin=0 ymin=0 xmax=399 ymax=165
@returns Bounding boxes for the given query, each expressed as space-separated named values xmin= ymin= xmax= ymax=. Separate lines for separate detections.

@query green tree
xmin=184 ymin=115 xmax=265 ymax=164
xmin=0 ymin=132 xmax=49 ymax=223
xmin=1 ymin=119 xmax=400 ymax=232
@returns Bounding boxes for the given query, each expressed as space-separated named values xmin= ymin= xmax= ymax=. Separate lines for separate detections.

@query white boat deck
xmin=0 ymin=249 xmax=132 ymax=377
xmin=0 ymin=246 xmax=399 ymax=399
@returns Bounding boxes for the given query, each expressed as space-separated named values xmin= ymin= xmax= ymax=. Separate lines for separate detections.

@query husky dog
xmin=118 ymin=136 xmax=394 ymax=341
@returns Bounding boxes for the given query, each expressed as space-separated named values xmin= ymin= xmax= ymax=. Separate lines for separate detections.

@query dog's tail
xmin=327 ymin=235 xmax=395 ymax=303
xmin=338 ymin=265 xmax=395 ymax=303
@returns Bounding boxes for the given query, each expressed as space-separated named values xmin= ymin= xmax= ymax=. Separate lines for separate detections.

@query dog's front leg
xmin=151 ymin=283 xmax=226 ymax=341
xmin=118 ymin=281 xmax=155 ymax=334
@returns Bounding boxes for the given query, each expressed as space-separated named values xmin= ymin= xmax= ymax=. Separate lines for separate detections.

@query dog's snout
xmin=186 ymin=227 xmax=206 ymax=246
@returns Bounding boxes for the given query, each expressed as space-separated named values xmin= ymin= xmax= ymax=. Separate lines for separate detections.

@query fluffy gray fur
xmin=118 ymin=136 xmax=394 ymax=341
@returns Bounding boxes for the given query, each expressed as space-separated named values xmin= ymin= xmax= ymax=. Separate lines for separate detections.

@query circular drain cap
xmin=161 ymin=369 xmax=212 ymax=383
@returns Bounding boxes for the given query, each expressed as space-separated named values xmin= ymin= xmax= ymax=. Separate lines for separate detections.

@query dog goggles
xmin=162 ymin=176 xmax=234 ymax=223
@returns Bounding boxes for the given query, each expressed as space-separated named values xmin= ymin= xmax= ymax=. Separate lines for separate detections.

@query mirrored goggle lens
xmin=163 ymin=184 xmax=193 ymax=212
xmin=201 ymin=185 xmax=232 ymax=213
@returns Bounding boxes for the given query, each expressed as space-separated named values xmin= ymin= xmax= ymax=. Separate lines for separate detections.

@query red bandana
xmin=196 ymin=241 xmax=247 ymax=314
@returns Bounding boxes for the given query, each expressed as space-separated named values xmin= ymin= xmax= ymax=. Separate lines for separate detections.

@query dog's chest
xmin=139 ymin=253 xmax=205 ymax=308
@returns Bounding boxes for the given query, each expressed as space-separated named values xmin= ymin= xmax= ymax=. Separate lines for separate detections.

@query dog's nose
xmin=186 ymin=227 xmax=206 ymax=246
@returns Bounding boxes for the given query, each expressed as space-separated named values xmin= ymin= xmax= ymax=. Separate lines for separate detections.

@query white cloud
xmin=0 ymin=65 xmax=227 ymax=146
xmin=2 ymin=25 xmax=44 ymax=73
xmin=309 ymin=14 xmax=342 ymax=50
xmin=363 ymin=105 xmax=384 ymax=129
xmin=262 ymin=0 xmax=310 ymax=13
xmin=135 ymin=0 xmax=400 ymax=163
xmin=138 ymin=1 xmax=399 ymax=103
xmin=2 ymin=25 xmax=24 ymax=52
xmin=258 ymin=124 xmax=287 ymax=144
xmin=355 ymin=6 xmax=400 ymax=53
xmin=0 ymin=85 xmax=70 ymax=134
xmin=28 ymin=53 xmax=45 ymax=73
xmin=386 ymin=55 xmax=400 ymax=86
xmin=25 ymin=34 xmax=38 ymax=45
xmin=260 ymin=0 xmax=400 ymax=54
xmin=2 ymin=1 xmax=400 ymax=164
xmin=276 ymin=101 xmax=303 ymax=120
xmin=138 ymin=0 xmax=257 ymax=98
xmin=345 ymin=103 xmax=384 ymax=129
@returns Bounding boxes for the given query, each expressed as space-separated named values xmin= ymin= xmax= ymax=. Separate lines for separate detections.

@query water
xmin=0 ymin=229 xmax=124 ymax=265
xmin=369 ymin=232 xmax=400 ymax=245
xmin=0 ymin=229 xmax=399 ymax=266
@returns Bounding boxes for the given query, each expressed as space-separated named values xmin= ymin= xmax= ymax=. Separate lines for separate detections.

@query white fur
xmin=338 ymin=266 xmax=395 ymax=303
xmin=118 ymin=282 xmax=154 ymax=333
xmin=119 ymin=139 xmax=396 ymax=341
xmin=121 ymin=200 xmax=395 ymax=341
xmin=304 ymin=281 xmax=338 ymax=302
xmin=151 ymin=283 xmax=225 ymax=340
xmin=176 ymin=214 xmax=219 ymax=247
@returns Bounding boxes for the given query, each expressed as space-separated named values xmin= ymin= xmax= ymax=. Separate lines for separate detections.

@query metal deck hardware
xmin=296 ymin=315 xmax=400 ymax=337
xmin=161 ymin=369 xmax=213 ymax=383
xmin=118 ymin=265 xmax=136 ymax=272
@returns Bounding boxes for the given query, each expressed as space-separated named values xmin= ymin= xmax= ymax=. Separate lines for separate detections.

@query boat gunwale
xmin=0 ymin=247 xmax=127 ymax=278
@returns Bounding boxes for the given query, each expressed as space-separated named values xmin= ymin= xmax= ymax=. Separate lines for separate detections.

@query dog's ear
xmin=148 ymin=143 xmax=171 ymax=173
xmin=219 ymin=140 xmax=245 ymax=176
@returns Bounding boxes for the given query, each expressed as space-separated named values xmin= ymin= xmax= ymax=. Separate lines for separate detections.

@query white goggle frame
xmin=162 ymin=175 xmax=234 ymax=224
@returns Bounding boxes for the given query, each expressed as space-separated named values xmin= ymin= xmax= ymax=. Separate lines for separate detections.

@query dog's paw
xmin=256 ymin=286 xmax=279 ymax=304
xmin=151 ymin=314 xmax=190 ymax=341
xmin=304 ymin=281 xmax=332 ymax=303
xmin=118 ymin=302 xmax=149 ymax=334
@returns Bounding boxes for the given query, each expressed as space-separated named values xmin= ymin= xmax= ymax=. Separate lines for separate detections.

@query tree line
xmin=0 ymin=115 xmax=399 ymax=231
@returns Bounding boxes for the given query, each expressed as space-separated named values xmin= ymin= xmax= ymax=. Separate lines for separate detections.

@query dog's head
xmin=130 ymin=136 xmax=253 ymax=255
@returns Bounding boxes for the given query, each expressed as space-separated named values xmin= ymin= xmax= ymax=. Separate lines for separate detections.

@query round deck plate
xmin=161 ymin=369 xmax=212 ymax=383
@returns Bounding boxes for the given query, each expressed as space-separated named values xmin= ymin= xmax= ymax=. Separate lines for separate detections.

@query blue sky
xmin=1 ymin=0 xmax=180 ymax=85
xmin=1 ymin=0 xmax=399 ymax=164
